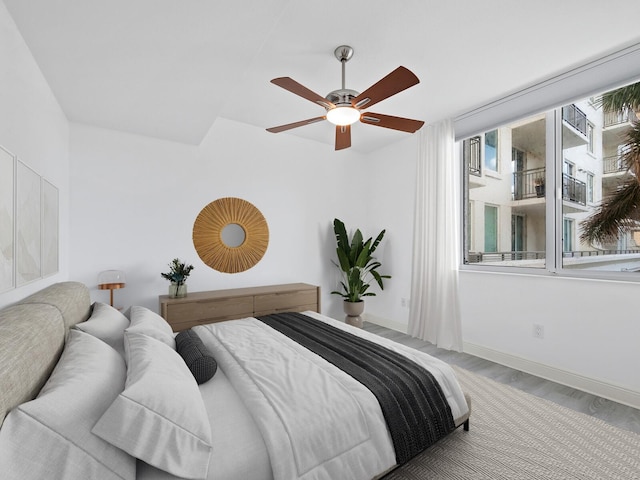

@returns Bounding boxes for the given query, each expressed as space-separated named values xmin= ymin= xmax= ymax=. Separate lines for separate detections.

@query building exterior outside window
xmin=462 ymin=81 xmax=640 ymax=274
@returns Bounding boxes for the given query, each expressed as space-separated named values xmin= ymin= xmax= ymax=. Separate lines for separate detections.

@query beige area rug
xmin=383 ymin=367 xmax=640 ymax=480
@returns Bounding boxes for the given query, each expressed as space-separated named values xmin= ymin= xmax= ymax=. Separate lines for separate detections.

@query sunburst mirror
xmin=192 ymin=197 xmax=269 ymax=273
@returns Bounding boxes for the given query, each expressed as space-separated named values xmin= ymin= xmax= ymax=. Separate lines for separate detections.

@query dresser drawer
xmin=165 ymin=295 xmax=253 ymax=325
xmin=254 ymin=288 xmax=318 ymax=313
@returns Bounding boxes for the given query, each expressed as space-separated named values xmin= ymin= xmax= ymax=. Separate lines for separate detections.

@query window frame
xmin=457 ymin=41 xmax=640 ymax=282
xmin=460 ymin=100 xmax=640 ymax=282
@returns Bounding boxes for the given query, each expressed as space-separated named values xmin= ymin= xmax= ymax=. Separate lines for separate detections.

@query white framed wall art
xmin=16 ymin=160 xmax=41 ymax=286
xmin=0 ymin=146 xmax=15 ymax=293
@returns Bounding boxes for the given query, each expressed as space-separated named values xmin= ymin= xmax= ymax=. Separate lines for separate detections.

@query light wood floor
xmin=363 ymin=322 xmax=640 ymax=435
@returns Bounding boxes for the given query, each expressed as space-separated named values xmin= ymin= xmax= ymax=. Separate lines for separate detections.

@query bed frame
xmin=0 ymin=282 xmax=91 ymax=426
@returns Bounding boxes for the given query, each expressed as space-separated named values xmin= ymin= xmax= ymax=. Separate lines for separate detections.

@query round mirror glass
xmin=221 ymin=223 xmax=246 ymax=248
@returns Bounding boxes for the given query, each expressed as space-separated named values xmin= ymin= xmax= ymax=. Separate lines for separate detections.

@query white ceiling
xmin=5 ymin=0 xmax=640 ymax=152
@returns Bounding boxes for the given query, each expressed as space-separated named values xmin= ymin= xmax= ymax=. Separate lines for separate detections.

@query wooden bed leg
xmin=463 ymin=419 xmax=469 ymax=431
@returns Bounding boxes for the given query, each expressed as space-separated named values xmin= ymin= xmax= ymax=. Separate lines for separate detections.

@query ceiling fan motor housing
xmin=325 ymin=88 xmax=359 ymax=109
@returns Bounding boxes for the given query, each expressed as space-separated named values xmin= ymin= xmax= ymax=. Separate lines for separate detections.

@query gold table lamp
xmin=98 ymin=270 xmax=126 ymax=307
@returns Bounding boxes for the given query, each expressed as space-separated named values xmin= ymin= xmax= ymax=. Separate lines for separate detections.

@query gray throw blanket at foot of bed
xmin=256 ymin=312 xmax=455 ymax=465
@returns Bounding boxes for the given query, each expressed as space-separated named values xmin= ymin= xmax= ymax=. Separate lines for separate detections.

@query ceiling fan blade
xmin=270 ymin=77 xmax=334 ymax=109
xmin=266 ymin=116 xmax=326 ymax=133
xmin=335 ymin=125 xmax=351 ymax=150
xmin=360 ymin=112 xmax=424 ymax=133
xmin=351 ymin=66 xmax=420 ymax=110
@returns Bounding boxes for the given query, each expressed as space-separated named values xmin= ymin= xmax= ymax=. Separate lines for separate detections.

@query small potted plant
xmin=534 ymin=176 xmax=545 ymax=197
xmin=330 ymin=218 xmax=390 ymax=318
xmin=161 ymin=258 xmax=194 ymax=298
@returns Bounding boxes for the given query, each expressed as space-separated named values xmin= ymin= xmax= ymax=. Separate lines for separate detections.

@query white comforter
xmin=192 ymin=312 xmax=468 ymax=480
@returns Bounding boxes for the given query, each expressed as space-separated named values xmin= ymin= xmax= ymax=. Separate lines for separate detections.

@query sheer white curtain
xmin=408 ymin=119 xmax=462 ymax=351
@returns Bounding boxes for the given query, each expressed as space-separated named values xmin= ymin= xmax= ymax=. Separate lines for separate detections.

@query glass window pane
xmin=484 ymin=205 xmax=498 ymax=252
xmin=464 ymin=113 xmax=546 ymax=267
xmin=484 ymin=130 xmax=498 ymax=171
xmin=562 ymin=81 xmax=640 ymax=272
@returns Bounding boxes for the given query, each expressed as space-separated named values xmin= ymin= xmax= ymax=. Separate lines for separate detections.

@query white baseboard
xmin=362 ymin=313 xmax=408 ymax=334
xmin=463 ymin=342 xmax=640 ymax=410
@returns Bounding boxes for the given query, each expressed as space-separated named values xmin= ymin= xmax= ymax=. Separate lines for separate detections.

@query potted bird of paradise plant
xmin=330 ymin=218 xmax=390 ymax=317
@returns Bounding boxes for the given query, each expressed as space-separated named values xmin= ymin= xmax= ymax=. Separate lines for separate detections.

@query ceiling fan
xmin=266 ymin=45 xmax=425 ymax=150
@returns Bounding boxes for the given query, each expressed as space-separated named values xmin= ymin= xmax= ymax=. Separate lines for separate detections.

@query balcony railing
xmin=562 ymin=104 xmax=587 ymax=136
xmin=513 ymin=168 xmax=586 ymax=205
xmin=604 ymin=107 xmax=637 ymax=128
xmin=512 ymin=167 xmax=545 ymax=200
xmin=562 ymin=173 xmax=586 ymax=205
xmin=468 ymin=249 xmax=640 ymax=264
xmin=603 ymin=155 xmax=625 ymax=174
xmin=467 ymin=251 xmax=545 ymax=263
xmin=562 ymin=249 xmax=640 ymax=258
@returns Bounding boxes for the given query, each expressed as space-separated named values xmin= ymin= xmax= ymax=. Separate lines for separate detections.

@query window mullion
xmin=546 ymin=109 xmax=562 ymax=273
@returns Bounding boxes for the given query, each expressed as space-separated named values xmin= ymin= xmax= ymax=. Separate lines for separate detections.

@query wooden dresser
xmin=159 ymin=283 xmax=320 ymax=332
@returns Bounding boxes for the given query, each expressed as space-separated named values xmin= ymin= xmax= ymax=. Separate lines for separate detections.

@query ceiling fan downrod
xmin=335 ymin=45 xmax=353 ymax=90
xmin=326 ymin=45 xmax=358 ymax=106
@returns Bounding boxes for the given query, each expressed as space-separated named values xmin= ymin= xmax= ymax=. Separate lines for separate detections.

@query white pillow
xmin=75 ymin=302 xmax=130 ymax=357
xmin=127 ymin=305 xmax=175 ymax=349
xmin=93 ymin=331 xmax=212 ymax=479
xmin=0 ymin=329 xmax=134 ymax=480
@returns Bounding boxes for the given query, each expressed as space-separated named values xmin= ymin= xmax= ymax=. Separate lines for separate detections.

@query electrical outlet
xmin=401 ymin=298 xmax=410 ymax=308
xmin=532 ymin=323 xmax=544 ymax=339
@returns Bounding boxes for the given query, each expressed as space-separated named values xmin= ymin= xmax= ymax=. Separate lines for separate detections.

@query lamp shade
xmin=98 ymin=270 xmax=126 ymax=289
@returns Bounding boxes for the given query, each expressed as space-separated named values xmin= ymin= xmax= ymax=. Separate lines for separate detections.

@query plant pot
xmin=169 ymin=283 xmax=187 ymax=298
xmin=535 ymin=185 xmax=545 ymax=197
xmin=343 ymin=300 xmax=364 ymax=317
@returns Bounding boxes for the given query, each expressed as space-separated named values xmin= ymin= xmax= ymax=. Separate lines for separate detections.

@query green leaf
xmin=333 ymin=218 xmax=349 ymax=255
xmin=336 ymin=248 xmax=351 ymax=273
xmin=354 ymin=247 xmax=370 ymax=268
xmin=370 ymin=229 xmax=386 ymax=254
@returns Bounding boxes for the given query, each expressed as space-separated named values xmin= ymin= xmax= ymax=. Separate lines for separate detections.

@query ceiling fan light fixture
xmin=266 ymin=45 xmax=424 ymax=149
xmin=326 ymin=106 xmax=360 ymax=126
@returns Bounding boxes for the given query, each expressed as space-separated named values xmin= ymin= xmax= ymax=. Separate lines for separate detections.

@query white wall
xmin=459 ymin=270 xmax=640 ymax=407
xmin=69 ymin=119 xmax=368 ymax=319
xmin=0 ymin=1 xmax=69 ymax=308
xmin=359 ymin=135 xmax=418 ymax=331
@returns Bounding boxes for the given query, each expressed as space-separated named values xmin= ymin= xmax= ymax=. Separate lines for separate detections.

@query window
xmin=464 ymin=113 xmax=546 ymax=268
xmin=462 ymin=78 xmax=640 ymax=275
xmin=563 ymin=218 xmax=574 ymax=252
xmin=587 ymin=121 xmax=595 ymax=153
xmin=465 ymin=136 xmax=481 ymax=176
xmin=484 ymin=130 xmax=498 ymax=171
xmin=512 ymin=214 xmax=525 ymax=252
xmin=484 ymin=205 xmax=498 ymax=253
xmin=512 ymin=148 xmax=525 ymax=199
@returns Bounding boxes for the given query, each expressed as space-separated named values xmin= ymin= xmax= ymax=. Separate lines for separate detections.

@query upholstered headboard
xmin=0 ymin=282 xmax=91 ymax=426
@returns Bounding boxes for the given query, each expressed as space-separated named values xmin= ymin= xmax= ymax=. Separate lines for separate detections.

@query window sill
xmin=460 ymin=263 xmax=640 ymax=284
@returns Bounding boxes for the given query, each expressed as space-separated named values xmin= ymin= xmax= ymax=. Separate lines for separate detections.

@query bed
xmin=0 ymin=282 xmax=470 ymax=480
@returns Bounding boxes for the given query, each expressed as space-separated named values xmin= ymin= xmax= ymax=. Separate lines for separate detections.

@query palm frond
xmin=621 ymin=120 xmax=640 ymax=177
xmin=599 ymin=83 xmax=640 ymax=112
xmin=580 ymin=179 xmax=640 ymax=244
